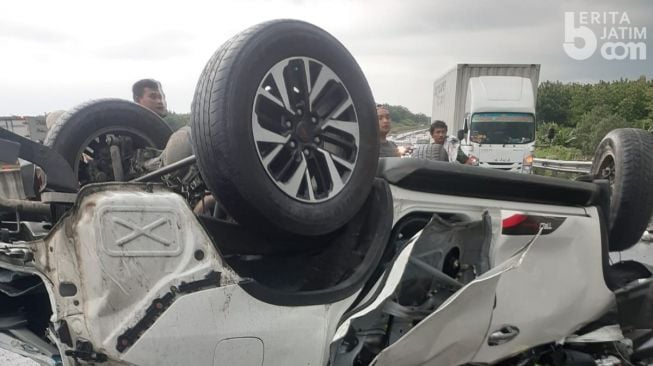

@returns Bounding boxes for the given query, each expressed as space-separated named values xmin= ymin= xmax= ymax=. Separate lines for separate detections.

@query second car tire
xmin=591 ymin=128 xmax=653 ymax=251
xmin=44 ymin=99 xmax=173 ymax=184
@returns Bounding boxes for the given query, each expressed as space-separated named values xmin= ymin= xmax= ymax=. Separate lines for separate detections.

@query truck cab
xmin=463 ymin=76 xmax=536 ymax=172
xmin=431 ymin=64 xmax=540 ymax=173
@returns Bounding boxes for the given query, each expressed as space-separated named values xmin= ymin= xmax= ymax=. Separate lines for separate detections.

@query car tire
xmin=591 ymin=128 xmax=653 ymax=251
xmin=191 ymin=20 xmax=379 ymax=237
xmin=44 ymin=99 xmax=173 ymax=184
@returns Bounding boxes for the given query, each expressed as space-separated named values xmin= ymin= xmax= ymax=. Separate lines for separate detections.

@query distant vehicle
xmin=431 ymin=64 xmax=540 ymax=173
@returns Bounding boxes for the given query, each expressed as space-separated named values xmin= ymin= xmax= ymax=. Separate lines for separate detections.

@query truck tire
xmin=591 ymin=128 xmax=653 ymax=251
xmin=191 ymin=20 xmax=379 ymax=237
xmin=44 ymin=99 xmax=172 ymax=184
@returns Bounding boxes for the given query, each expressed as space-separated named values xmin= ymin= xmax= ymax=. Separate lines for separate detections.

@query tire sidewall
xmin=591 ymin=136 xmax=622 ymax=225
xmin=45 ymin=99 xmax=173 ymax=174
xmin=202 ymin=21 xmax=378 ymax=234
xmin=592 ymin=128 xmax=653 ymax=250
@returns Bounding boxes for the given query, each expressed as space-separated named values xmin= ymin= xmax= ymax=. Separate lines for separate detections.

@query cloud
xmin=92 ymin=31 xmax=197 ymax=61
xmin=0 ymin=19 xmax=71 ymax=43
xmin=0 ymin=0 xmax=651 ymax=116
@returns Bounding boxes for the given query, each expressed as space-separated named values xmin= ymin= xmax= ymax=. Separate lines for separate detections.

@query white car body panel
xmin=123 ymin=285 xmax=356 ymax=366
xmin=472 ymin=206 xmax=615 ymax=363
xmin=0 ymin=182 xmax=624 ymax=366
xmin=391 ymin=185 xmax=588 ymax=226
xmin=388 ymin=184 xmax=616 ymax=364
xmin=25 ymin=186 xmax=361 ymax=366
xmin=35 ymin=187 xmax=240 ymax=363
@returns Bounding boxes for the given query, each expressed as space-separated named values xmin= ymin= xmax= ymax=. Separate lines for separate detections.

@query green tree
xmin=536 ymin=81 xmax=572 ymax=126
xmin=163 ymin=112 xmax=190 ymax=131
xmin=575 ymin=106 xmax=631 ymax=155
xmin=376 ymin=104 xmax=430 ymax=133
xmin=568 ymin=83 xmax=595 ymax=125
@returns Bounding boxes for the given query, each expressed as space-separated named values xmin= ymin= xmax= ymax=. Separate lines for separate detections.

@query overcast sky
xmin=0 ymin=0 xmax=651 ymax=116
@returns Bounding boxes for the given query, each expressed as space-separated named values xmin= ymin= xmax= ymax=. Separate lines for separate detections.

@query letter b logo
xmin=563 ymin=12 xmax=597 ymax=60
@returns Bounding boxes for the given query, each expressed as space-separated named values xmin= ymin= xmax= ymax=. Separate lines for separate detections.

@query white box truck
xmin=431 ymin=64 xmax=540 ymax=173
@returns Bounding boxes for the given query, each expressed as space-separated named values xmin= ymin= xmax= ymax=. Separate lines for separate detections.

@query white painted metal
xmin=0 ymin=331 xmax=56 ymax=366
xmin=370 ymin=199 xmax=616 ymax=365
xmin=472 ymin=206 xmax=616 ymax=363
xmin=23 ymin=185 xmax=360 ymax=366
xmin=123 ymin=285 xmax=356 ymax=366
xmin=35 ymin=186 xmax=241 ymax=364
xmin=391 ymin=184 xmax=589 ymax=225
xmin=0 ymin=182 xmax=628 ymax=366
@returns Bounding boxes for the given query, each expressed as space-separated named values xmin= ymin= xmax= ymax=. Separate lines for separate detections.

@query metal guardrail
xmin=532 ymin=158 xmax=592 ymax=174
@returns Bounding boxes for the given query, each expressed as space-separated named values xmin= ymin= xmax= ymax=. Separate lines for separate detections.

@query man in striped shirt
xmin=413 ymin=120 xmax=473 ymax=164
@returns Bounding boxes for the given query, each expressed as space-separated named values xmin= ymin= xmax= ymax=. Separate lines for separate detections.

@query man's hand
xmin=465 ymin=155 xmax=479 ymax=166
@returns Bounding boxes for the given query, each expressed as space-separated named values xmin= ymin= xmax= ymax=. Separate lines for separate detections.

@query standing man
xmin=413 ymin=120 xmax=474 ymax=164
xmin=377 ymin=105 xmax=400 ymax=158
xmin=132 ymin=79 xmax=168 ymax=117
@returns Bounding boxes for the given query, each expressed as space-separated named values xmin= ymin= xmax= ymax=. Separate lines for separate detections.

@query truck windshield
xmin=470 ymin=112 xmax=535 ymax=144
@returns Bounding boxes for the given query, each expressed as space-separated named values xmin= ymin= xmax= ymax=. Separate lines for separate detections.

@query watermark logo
xmin=563 ymin=11 xmax=647 ymax=61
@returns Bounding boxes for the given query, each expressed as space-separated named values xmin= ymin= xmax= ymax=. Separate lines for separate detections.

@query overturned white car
xmin=1 ymin=20 xmax=653 ymax=366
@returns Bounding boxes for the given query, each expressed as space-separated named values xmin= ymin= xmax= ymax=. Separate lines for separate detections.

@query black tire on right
xmin=591 ymin=128 xmax=653 ymax=251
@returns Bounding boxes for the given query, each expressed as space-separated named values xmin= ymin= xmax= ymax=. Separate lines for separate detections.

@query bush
xmin=537 ymin=122 xmax=577 ymax=147
xmin=535 ymin=145 xmax=587 ymax=160
xmin=575 ymin=106 xmax=630 ymax=155
xmin=163 ymin=112 xmax=190 ymax=131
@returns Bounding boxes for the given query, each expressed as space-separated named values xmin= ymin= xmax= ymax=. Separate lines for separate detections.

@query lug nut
xmin=297 ymin=109 xmax=303 ymax=116
xmin=303 ymin=148 xmax=310 ymax=156
xmin=313 ymin=137 xmax=320 ymax=144
xmin=289 ymin=141 xmax=297 ymax=148
xmin=285 ymin=120 xmax=292 ymax=128
xmin=311 ymin=116 xmax=318 ymax=124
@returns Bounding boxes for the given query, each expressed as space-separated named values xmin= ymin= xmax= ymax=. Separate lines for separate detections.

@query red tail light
xmin=502 ymin=213 xmax=565 ymax=236
xmin=502 ymin=214 xmax=528 ymax=229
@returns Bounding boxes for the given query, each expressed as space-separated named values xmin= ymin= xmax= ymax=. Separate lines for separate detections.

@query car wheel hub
xmin=252 ymin=57 xmax=360 ymax=203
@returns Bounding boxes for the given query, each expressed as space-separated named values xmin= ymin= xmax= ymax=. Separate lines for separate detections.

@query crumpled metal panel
xmin=371 ymin=225 xmax=534 ymax=366
xmin=471 ymin=207 xmax=616 ymax=363
xmin=39 ymin=184 xmax=239 ymax=363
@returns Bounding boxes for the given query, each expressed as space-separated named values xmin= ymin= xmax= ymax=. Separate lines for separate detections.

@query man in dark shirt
xmin=377 ymin=105 xmax=400 ymax=157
